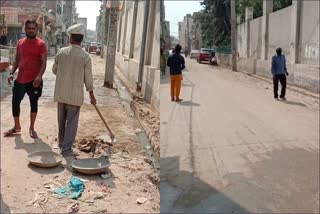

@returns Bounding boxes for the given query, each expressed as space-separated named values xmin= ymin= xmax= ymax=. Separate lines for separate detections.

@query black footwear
xmin=61 ymin=150 xmax=79 ymax=157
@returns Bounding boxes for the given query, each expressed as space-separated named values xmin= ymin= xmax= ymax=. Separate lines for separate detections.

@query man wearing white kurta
xmin=52 ymin=23 xmax=96 ymax=156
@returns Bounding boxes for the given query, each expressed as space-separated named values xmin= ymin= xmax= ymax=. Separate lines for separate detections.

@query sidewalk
xmin=0 ymin=55 xmax=159 ymax=213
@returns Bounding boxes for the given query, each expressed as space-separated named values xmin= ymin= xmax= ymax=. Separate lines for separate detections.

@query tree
xmin=194 ymin=0 xmax=292 ymax=48
xmin=194 ymin=0 xmax=231 ymax=48
xmin=237 ymin=0 xmax=292 ymax=23
xmin=273 ymin=0 xmax=292 ymax=12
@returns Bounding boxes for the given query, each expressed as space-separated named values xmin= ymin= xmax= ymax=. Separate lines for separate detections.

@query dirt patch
xmin=0 ymin=54 xmax=159 ymax=213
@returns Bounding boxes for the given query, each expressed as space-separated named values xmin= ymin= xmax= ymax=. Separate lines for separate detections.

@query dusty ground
xmin=0 ymin=54 xmax=159 ymax=213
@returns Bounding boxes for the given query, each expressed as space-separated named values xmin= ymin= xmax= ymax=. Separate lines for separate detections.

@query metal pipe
xmin=136 ymin=0 xmax=150 ymax=91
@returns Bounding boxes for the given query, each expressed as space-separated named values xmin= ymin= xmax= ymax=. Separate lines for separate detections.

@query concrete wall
xmin=238 ymin=1 xmax=319 ymax=65
xmin=232 ymin=1 xmax=319 ymax=92
xmin=249 ymin=17 xmax=263 ymax=59
xmin=217 ymin=54 xmax=319 ymax=93
xmin=237 ymin=23 xmax=247 ymax=58
xmin=124 ymin=1 xmax=134 ymax=56
xmin=133 ymin=1 xmax=145 ymax=60
xmin=216 ymin=53 xmax=232 ymax=67
xmin=299 ymin=1 xmax=320 ymax=65
xmin=148 ymin=1 xmax=160 ymax=69
xmin=115 ymin=1 xmax=160 ymax=111
xmin=268 ymin=6 xmax=292 ymax=61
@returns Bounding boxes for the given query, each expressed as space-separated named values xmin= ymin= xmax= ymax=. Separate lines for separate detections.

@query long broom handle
xmin=93 ymin=104 xmax=115 ymax=139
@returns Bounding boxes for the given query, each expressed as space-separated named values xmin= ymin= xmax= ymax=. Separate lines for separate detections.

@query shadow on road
xmin=160 ymin=156 xmax=250 ymax=213
xmin=13 ymin=136 xmax=67 ymax=174
xmin=182 ymin=83 xmax=194 ymax=87
xmin=161 ymin=148 xmax=319 ymax=213
xmin=177 ymin=101 xmax=200 ymax=107
xmin=281 ymin=100 xmax=306 ymax=107
xmin=0 ymin=194 xmax=11 ymax=213
xmin=14 ymin=136 xmax=53 ymax=153
xmin=27 ymin=162 xmax=64 ymax=174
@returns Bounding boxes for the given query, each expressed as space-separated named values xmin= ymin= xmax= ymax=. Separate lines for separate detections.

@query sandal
xmin=176 ymin=98 xmax=183 ymax=102
xmin=29 ymin=129 xmax=38 ymax=139
xmin=3 ymin=128 xmax=21 ymax=137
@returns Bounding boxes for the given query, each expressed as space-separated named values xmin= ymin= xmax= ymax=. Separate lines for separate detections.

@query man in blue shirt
xmin=271 ymin=47 xmax=289 ymax=100
xmin=167 ymin=44 xmax=185 ymax=102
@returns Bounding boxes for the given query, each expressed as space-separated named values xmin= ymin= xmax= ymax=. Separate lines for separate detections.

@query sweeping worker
xmin=52 ymin=23 xmax=96 ymax=156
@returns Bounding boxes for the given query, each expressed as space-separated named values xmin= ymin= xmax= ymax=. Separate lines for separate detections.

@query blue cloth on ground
xmin=54 ymin=176 xmax=84 ymax=199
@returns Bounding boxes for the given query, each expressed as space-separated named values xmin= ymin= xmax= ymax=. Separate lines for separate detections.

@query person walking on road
xmin=4 ymin=20 xmax=47 ymax=138
xmin=167 ymin=44 xmax=185 ymax=102
xmin=160 ymin=48 xmax=166 ymax=77
xmin=271 ymin=47 xmax=288 ymax=100
xmin=52 ymin=23 xmax=96 ymax=157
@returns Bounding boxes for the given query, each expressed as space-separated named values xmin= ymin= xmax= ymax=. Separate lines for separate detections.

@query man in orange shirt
xmin=4 ymin=20 xmax=47 ymax=138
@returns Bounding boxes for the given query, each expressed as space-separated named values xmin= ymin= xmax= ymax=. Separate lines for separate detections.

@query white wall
xmin=249 ymin=17 xmax=263 ymax=59
xmin=237 ymin=23 xmax=247 ymax=57
xmin=268 ymin=6 xmax=292 ymax=61
xmin=299 ymin=0 xmax=320 ymax=65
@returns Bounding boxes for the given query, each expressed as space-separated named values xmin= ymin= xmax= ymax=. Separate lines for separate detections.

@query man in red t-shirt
xmin=4 ymin=20 xmax=47 ymax=138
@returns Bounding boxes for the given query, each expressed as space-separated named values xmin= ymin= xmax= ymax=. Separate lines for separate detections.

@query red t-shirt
xmin=16 ymin=37 xmax=47 ymax=83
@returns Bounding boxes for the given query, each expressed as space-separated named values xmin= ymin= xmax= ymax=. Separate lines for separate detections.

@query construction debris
xmin=76 ymin=137 xmax=112 ymax=156
xmin=26 ymin=192 xmax=48 ymax=213
xmin=67 ymin=202 xmax=80 ymax=213
xmin=80 ymin=190 xmax=108 ymax=204
xmin=100 ymin=182 xmax=111 ymax=193
xmin=100 ymin=170 xmax=112 ymax=179
xmin=136 ymin=197 xmax=148 ymax=204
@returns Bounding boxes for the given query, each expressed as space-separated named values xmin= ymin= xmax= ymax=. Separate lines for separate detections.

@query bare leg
xmin=14 ymin=117 xmax=21 ymax=130
xmin=30 ymin=112 xmax=37 ymax=131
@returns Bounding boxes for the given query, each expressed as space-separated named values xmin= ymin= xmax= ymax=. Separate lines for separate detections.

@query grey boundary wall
xmin=218 ymin=1 xmax=319 ymax=93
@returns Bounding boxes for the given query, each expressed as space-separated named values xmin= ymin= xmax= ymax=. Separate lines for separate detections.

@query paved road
xmin=160 ymin=58 xmax=319 ymax=213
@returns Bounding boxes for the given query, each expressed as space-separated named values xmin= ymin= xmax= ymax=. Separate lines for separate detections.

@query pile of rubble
xmin=76 ymin=136 xmax=113 ymax=157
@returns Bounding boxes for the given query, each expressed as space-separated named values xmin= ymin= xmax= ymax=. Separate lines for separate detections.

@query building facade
xmin=0 ymin=0 xmax=76 ymax=52
xmin=115 ymin=0 xmax=160 ymax=111
xmin=76 ymin=17 xmax=87 ymax=40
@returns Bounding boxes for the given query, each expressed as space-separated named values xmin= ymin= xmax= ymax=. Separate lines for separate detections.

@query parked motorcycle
xmin=209 ymin=56 xmax=217 ymax=66
xmin=96 ymin=48 xmax=101 ymax=56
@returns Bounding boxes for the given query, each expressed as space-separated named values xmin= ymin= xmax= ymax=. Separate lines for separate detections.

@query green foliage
xmin=194 ymin=0 xmax=292 ymax=48
xmin=237 ymin=0 xmax=263 ymax=22
xmin=194 ymin=0 xmax=231 ymax=48
xmin=237 ymin=0 xmax=292 ymax=23
xmin=273 ymin=0 xmax=292 ymax=11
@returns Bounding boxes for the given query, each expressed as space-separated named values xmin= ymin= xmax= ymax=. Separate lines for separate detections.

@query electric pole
xmin=104 ymin=1 xmax=119 ymax=88
xmin=136 ymin=0 xmax=150 ymax=91
xmin=231 ymin=0 xmax=237 ymax=71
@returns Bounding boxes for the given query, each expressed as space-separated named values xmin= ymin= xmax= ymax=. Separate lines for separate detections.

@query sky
xmin=164 ymin=1 xmax=203 ymax=37
xmin=75 ymin=0 xmax=102 ymax=30
xmin=75 ymin=0 xmax=203 ymax=32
